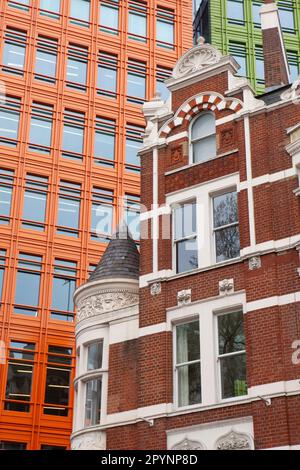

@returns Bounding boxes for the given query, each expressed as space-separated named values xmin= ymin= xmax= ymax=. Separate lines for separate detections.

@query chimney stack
xmin=260 ymin=0 xmax=290 ymax=91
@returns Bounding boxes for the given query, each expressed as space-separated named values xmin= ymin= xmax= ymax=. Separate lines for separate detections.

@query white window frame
xmin=189 ymin=112 xmax=216 ymax=166
xmin=172 ymin=199 xmax=198 ymax=274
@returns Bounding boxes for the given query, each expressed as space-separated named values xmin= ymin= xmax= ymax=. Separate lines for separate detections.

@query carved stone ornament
xmin=171 ymin=438 xmax=205 ymax=451
xmin=150 ymin=282 xmax=161 ymax=296
xmin=216 ymin=430 xmax=252 ymax=450
xmin=173 ymin=43 xmax=222 ymax=79
xmin=71 ymin=432 xmax=105 ymax=450
xmin=248 ymin=256 xmax=261 ymax=271
xmin=177 ymin=289 xmax=192 ymax=306
xmin=77 ymin=290 xmax=139 ymax=323
xmin=219 ymin=279 xmax=234 ymax=296
xmin=281 ymin=75 xmax=300 ymax=103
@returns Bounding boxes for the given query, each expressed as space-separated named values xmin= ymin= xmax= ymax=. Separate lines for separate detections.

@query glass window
xmin=252 ymin=1 xmax=262 ymax=27
xmin=51 ymin=259 xmax=77 ymax=322
xmin=91 ymin=187 xmax=114 ymax=241
xmin=62 ymin=110 xmax=85 ymax=161
xmin=127 ymin=60 xmax=146 ymax=104
xmin=218 ymin=311 xmax=247 ymax=399
xmin=278 ymin=2 xmax=295 ymax=33
xmin=156 ymin=66 xmax=172 ymax=101
xmin=2 ymin=28 xmax=27 ymax=76
xmin=35 ymin=36 xmax=58 ymax=83
xmin=66 ymin=44 xmax=88 ymax=91
xmin=0 ymin=441 xmax=27 ymax=450
xmin=0 ymin=250 xmax=6 ymax=305
xmin=14 ymin=254 xmax=42 ymax=316
xmin=125 ymin=194 xmax=140 ymax=242
xmin=44 ymin=346 xmax=72 ymax=416
xmin=5 ymin=341 xmax=35 ymax=412
xmin=0 ymin=169 xmax=14 ymax=224
xmin=85 ymin=378 xmax=102 ymax=427
xmin=191 ymin=113 xmax=216 ymax=164
xmin=70 ymin=0 xmax=90 ymax=27
xmin=174 ymin=201 xmax=198 ymax=274
xmin=97 ymin=52 xmax=118 ymax=98
xmin=8 ymin=0 xmax=30 ymax=11
xmin=229 ymin=42 xmax=247 ymax=77
xmin=0 ymin=96 xmax=21 ymax=147
xmin=94 ymin=117 xmax=116 ymax=167
xmin=87 ymin=341 xmax=103 ymax=370
xmin=41 ymin=445 xmax=66 ymax=450
xmin=213 ymin=191 xmax=240 ymax=263
xmin=22 ymin=174 xmax=48 ymax=231
xmin=40 ymin=0 xmax=61 ymax=19
xmin=57 ymin=181 xmax=81 ymax=237
xmin=125 ymin=123 xmax=144 ymax=173
xmin=176 ymin=321 xmax=201 ymax=407
xmin=255 ymin=45 xmax=265 ymax=85
xmin=287 ymin=51 xmax=299 ymax=83
xmin=128 ymin=1 xmax=147 ymax=42
xmin=100 ymin=0 xmax=119 ymax=35
xmin=227 ymin=0 xmax=244 ymax=25
xmin=156 ymin=7 xmax=174 ymax=49
xmin=29 ymin=102 xmax=53 ymax=154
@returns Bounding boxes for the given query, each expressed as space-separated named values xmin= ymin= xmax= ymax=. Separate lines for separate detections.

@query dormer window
xmin=191 ymin=113 xmax=216 ymax=164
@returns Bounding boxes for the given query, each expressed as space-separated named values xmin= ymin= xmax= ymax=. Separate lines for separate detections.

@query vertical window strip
xmin=57 ymin=180 xmax=81 ymax=237
xmin=14 ymin=253 xmax=42 ymax=316
xmin=228 ymin=42 xmax=248 ymax=77
xmin=213 ymin=191 xmax=240 ymax=263
xmin=44 ymin=345 xmax=72 ymax=415
xmin=127 ymin=59 xmax=147 ymax=104
xmin=91 ymin=187 xmax=114 ymax=241
xmin=21 ymin=174 xmax=48 ymax=231
xmin=226 ymin=0 xmax=245 ymax=25
xmin=156 ymin=7 xmax=175 ymax=49
xmin=255 ymin=45 xmax=265 ymax=85
xmin=62 ymin=109 xmax=85 ymax=161
xmin=97 ymin=51 xmax=118 ymax=98
xmin=2 ymin=27 xmax=27 ymax=76
xmin=66 ymin=43 xmax=88 ymax=91
xmin=128 ymin=0 xmax=147 ymax=43
xmin=0 ymin=168 xmax=14 ymax=224
xmin=35 ymin=36 xmax=58 ymax=84
xmin=287 ymin=50 xmax=299 ymax=82
xmin=124 ymin=193 xmax=140 ymax=242
xmin=125 ymin=123 xmax=144 ymax=173
xmin=99 ymin=0 xmax=120 ymax=35
xmin=174 ymin=201 xmax=198 ymax=274
xmin=156 ymin=65 xmax=172 ymax=101
xmin=0 ymin=249 xmax=7 ymax=306
xmin=29 ymin=102 xmax=54 ymax=154
xmin=278 ymin=1 xmax=295 ymax=33
xmin=50 ymin=259 xmax=77 ymax=322
xmin=94 ymin=116 xmax=116 ymax=167
xmin=0 ymin=96 xmax=21 ymax=147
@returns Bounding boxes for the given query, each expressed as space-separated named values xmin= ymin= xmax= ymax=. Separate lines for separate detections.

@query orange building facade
xmin=0 ymin=0 xmax=192 ymax=450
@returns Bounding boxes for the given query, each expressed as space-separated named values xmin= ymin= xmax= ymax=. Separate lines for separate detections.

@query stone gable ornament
xmin=216 ymin=430 xmax=252 ymax=450
xmin=171 ymin=438 xmax=205 ymax=451
xmin=173 ymin=38 xmax=222 ymax=79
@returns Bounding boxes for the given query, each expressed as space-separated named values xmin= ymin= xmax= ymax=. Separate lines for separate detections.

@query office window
xmin=127 ymin=60 xmax=146 ymax=104
xmin=0 ymin=442 xmax=27 ymax=450
xmin=191 ymin=113 xmax=216 ymax=164
xmin=213 ymin=191 xmax=240 ymax=263
xmin=66 ymin=44 xmax=88 ymax=91
xmin=51 ymin=259 xmax=77 ymax=322
xmin=5 ymin=341 xmax=35 ymax=412
xmin=255 ymin=45 xmax=265 ymax=85
xmin=70 ymin=0 xmax=90 ymax=27
xmin=218 ymin=311 xmax=247 ymax=399
xmin=0 ymin=250 xmax=6 ymax=305
xmin=278 ymin=1 xmax=295 ymax=33
xmin=125 ymin=123 xmax=144 ymax=173
xmin=57 ymin=181 xmax=81 ymax=237
xmin=62 ymin=110 xmax=85 ymax=161
xmin=22 ymin=174 xmax=48 ymax=231
xmin=40 ymin=0 xmax=61 ymax=19
xmin=8 ymin=0 xmax=30 ymax=11
xmin=91 ymin=187 xmax=114 ymax=241
xmin=87 ymin=342 xmax=103 ymax=370
xmin=229 ymin=42 xmax=247 ymax=77
xmin=14 ymin=254 xmax=42 ymax=316
xmin=100 ymin=0 xmax=119 ymax=35
xmin=287 ymin=51 xmax=299 ymax=83
xmin=252 ymin=1 xmax=262 ymax=27
xmin=125 ymin=194 xmax=140 ymax=242
xmin=35 ymin=36 xmax=58 ymax=83
xmin=128 ymin=1 xmax=147 ymax=42
xmin=156 ymin=66 xmax=172 ymax=101
xmin=156 ymin=7 xmax=174 ymax=49
xmin=174 ymin=201 xmax=198 ymax=274
xmin=97 ymin=52 xmax=118 ymax=98
xmin=94 ymin=117 xmax=116 ymax=167
xmin=85 ymin=378 xmax=102 ymax=427
xmin=0 ymin=169 xmax=14 ymax=224
xmin=0 ymin=96 xmax=21 ymax=147
xmin=175 ymin=321 xmax=201 ymax=407
xmin=88 ymin=263 xmax=97 ymax=277
xmin=44 ymin=346 xmax=72 ymax=416
xmin=2 ymin=28 xmax=27 ymax=76
xmin=227 ymin=0 xmax=244 ymax=25
xmin=29 ymin=102 xmax=53 ymax=154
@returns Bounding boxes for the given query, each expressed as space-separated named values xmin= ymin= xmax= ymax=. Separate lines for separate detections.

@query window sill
xmin=170 ymin=394 xmax=250 ymax=416
xmin=167 ymin=256 xmax=242 ymax=283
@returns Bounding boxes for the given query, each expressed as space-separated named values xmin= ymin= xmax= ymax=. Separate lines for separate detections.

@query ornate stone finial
xmin=219 ymin=279 xmax=234 ymax=296
xmin=172 ymin=438 xmax=205 ymax=451
xmin=216 ymin=430 xmax=252 ymax=450
xmin=177 ymin=289 xmax=192 ymax=306
xmin=197 ymin=36 xmax=205 ymax=45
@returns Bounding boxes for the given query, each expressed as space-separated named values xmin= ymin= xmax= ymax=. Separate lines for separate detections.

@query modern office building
xmin=193 ymin=0 xmax=300 ymax=92
xmin=0 ymin=0 xmax=192 ymax=450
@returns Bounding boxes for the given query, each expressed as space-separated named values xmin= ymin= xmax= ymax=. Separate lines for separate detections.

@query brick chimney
xmin=260 ymin=0 xmax=290 ymax=91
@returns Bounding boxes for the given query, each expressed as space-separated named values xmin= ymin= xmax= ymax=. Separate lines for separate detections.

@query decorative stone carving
xmin=221 ymin=128 xmax=234 ymax=147
xmin=171 ymin=146 xmax=184 ymax=165
xmin=150 ymin=282 xmax=161 ymax=296
xmin=219 ymin=279 xmax=234 ymax=296
xmin=216 ymin=430 xmax=252 ymax=450
xmin=77 ymin=290 xmax=139 ymax=322
xmin=173 ymin=43 xmax=222 ymax=79
xmin=177 ymin=289 xmax=192 ymax=306
xmin=171 ymin=438 xmax=205 ymax=451
xmin=281 ymin=75 xmax=300 ymax=103
xmin=248 ymin=256 xmax=261 ymax=270
xmin=71 ymin=432 xmax=106 ymax=450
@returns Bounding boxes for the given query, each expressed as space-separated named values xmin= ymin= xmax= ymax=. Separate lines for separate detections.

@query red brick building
xmin=71 ymin=1 xmax=300 ymax=450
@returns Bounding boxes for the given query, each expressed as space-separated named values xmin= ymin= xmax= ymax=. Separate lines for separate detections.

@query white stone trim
xmin=166 ymin=131 xmax=188 ymax=143
xmin=239 ymin=166 xmax=297 ymax=190
xmin=246 ymin=291 xmax=300 ymax=313
xmin=240 ymin=234 xmax=300 ymax=257
xmin=139 ymin=322 xmax=167 ymax=338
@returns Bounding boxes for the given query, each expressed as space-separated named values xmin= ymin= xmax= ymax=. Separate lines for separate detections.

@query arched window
xmin=191 ymin=113 xmax=216 ymax=163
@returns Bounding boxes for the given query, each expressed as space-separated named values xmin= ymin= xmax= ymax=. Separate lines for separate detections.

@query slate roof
xmin=88 ymin=226 xmax=140 ymax=283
